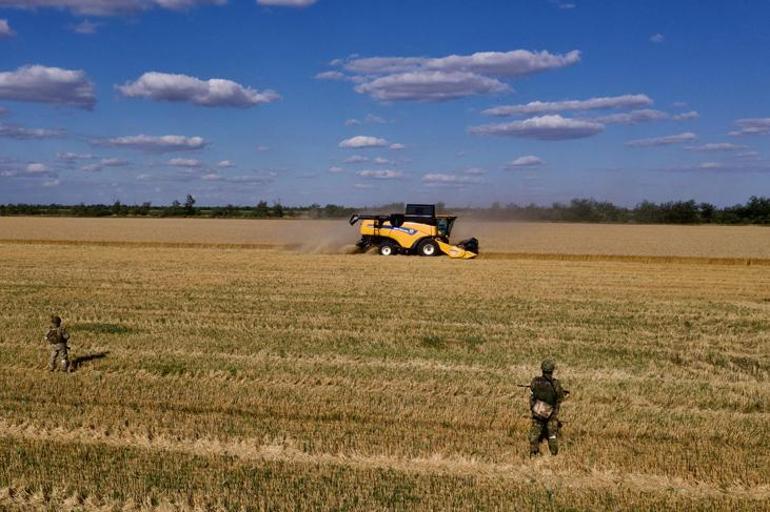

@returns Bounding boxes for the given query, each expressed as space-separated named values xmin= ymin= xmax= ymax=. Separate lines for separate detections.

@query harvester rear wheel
xmin=417 ymin=239 xmax=438 ymax=257
xmin=378 ymin=241 xmax=398 ymax=256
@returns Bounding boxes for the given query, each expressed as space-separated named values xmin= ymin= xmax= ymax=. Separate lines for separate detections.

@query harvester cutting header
xmin=349 ymin=204 xmax=478 ymax=259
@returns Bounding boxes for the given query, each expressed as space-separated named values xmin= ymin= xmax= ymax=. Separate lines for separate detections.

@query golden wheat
xmin=0 ymin=218 xmax=768 ymax=510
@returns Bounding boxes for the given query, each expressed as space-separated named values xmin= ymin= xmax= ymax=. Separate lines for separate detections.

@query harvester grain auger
xmin=349 ymin=203 xmax=478 ymax=259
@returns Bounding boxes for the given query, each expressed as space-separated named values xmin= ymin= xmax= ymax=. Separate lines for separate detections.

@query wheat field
xmin=0 ymin=218 xmax=768 ymax=511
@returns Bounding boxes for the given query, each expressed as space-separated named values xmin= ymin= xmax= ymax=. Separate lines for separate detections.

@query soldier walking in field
xmin=45 ymin=315 xmax=71 ymax=372
xmin=528 ymin=358 xmax=568 ymax=456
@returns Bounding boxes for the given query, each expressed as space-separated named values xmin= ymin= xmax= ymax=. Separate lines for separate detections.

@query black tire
xmin=378 ymin=241 xmax=398 ymax=256
xmin=417 ymin=238 xmax=439 ymax=257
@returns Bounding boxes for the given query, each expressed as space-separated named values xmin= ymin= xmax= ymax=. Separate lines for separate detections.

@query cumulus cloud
xmin=343 ymin=155 xmax=368 ymax=164
xmin=0 ymin=65 xmax=95 ymax=109
xmin=672 ymin=111 xmax=699 ymax=121
xmin=71 ymin=19 xmax=100 ymax=34
xmin=257 ymin=0 xmax=317 ymax=6
xmin=357 ymin=169 xmax=402 ymax=179
xmin=0 ymin=0 xmax=226 ymax=16
xmin=327 ymin=166 xmax=344 ymax=173
xmin=470 ymin=114 xmax=604 ymax=140
xmin=354 ymin=70 xmax=508 ymax=102
xmin=592 ymin=109 xmax=669 ymax=125
xmin=117 ymin=72 xmax=280 ymax=108
xmin=80 ymin=157 xmax=129 ymax=172
xmin=422 ymin=173 xmax=483 ymax=187
xmin=482 ymin=94 xmax=652 ymax=116
xmin=94 ymin=134 xmax=207 ymax=151
xmin=729 ymin=118 xmax=770 ymax=136
xmin=324 ymin=49 xmax=580 ymax=102
xmin=0 ymin=123 xmax=64 ymax=139
xmin=57 ymin=152 xmax=94 ymax=161
xmin=216 ymin=160 xmax=234 ymax=167
xmin=339 ymin=135 xmax=388 ymax=148
xmin=26 ymin=162 xmax=48 ymax=173
xmin=0 ymin=18 xmax=15 ymax=37
xmin=625 ymin=132 xmax=696 ymax=147
xmin=167 ymin=158 xmax=202 ymax=167
xmin=389 ymin=143 xmax=406 ymax=150
xmin=650 ymin=33 xmax=665 ymax=44
xmin=372 ymin=157 xmax=393 ymax=165
xmin=255 ymin=145 xmax=270 ymax=152
xmin=686 ymin=142 xmax=747 ymax=152
xmin=508 ymin=155 xmax=544 ymax=167
xmin=315 ymin=71 xmax=347 ymax=81
xmin=345 ymin=114 xmax=386 ymax=126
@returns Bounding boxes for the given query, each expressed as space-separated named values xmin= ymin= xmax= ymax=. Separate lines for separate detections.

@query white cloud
xmin=327 ymin=49 xmax=579 ymax=102
xmin=508 ymin=155 xmax=544 ymax=167
xmin=343 ymin=155 xmax=368 ymax=164
xmin=168 ymin=157 xmax=202 ymax=167
xmin=463 ymin=167 xmax=486 ymax=175
xmin=698 ymin=162 xmax=722 ymax=169
xmin=353 ymin=183 xmax=373 ymax=189
xmin=422 ymin=173 xmax=483 ymax=187
xmin=0 ymin=0 xmax=226 ymax=16
xmin=343 ymin=49 xmax=580 ymax=77
xmin=650 ymin=33 xmax=665 ymax=44
xmin=470 ymin=115 xmax=604 ymax=140
xmin=95 ymin=134 xmax=207 ymax=151
xmin=0 ymin=123 xmax=64 ymax=139
xmin=344 ymin=118 xmax=361 ymax=126
xmin=217 ymin=160 xmax=234 ymax=167
xmin=255 ymin=145 xmax=270 ymax=152
xmin=672 ymin=111 xmax=699 ymax=121
xmin=339 ymin=135 xmax=388 ymax=149
xmin=592 ymin=109 xmax=669 ymax=125
xmin=315 ymin=71 xmax=347 ymax=81
xmin=345 ymin=114 xmax=387 ymax=126
xmin=483 ymin=94 xmax=652 ymax=116
xmin=625 ymin=132 xmax=696 ymax=147
xmin=118 ymin=72 xmax=280 ymax=107
xmin=327 ymin=166 xmax=344 ymax=173
xmin=43 ymin=178 xmax=60 ymax=187
xmin=686 ymin=142 xmax=747 ymax=152
xmin=354 ymin=70 xmax=508 ymax=102
xmin=257 ymin=0 xmax=317 ymax=6
xmin=389 ymin=143 xmax=406 ymax=150
xmin=729 ymin=118 xmax=770 ymax=136
xmin=71 ymin=19 xmax=100 ymax=34
xmin=80 ymin=157 xmax=129 ymax=172
xmin=26 ymin=163 xmax=48 ymax=173
xmin=57 ymin=152 xmax=94 ymax=161
xmin=357 ymin=169 xmax=402 ymax=179
xmin=373 ymin=157 xmax=393 ymax=165
xmin=0 ymin=19 xmax=15 ymax=37
xmin=0 ymin=65 xmax=95 ymax=109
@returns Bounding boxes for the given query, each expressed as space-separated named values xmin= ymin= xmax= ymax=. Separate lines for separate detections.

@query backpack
xmin=530 ymin=376 xmax=558 ymax=420
xmin=46 ymin=328 xmax=62 ymax=345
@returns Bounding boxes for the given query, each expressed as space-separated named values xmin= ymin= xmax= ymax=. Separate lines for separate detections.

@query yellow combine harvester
xmin=349 ymin=203 xmax=478 ymax=258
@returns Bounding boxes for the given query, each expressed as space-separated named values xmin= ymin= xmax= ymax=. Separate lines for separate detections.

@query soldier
xmin=528 ymin=358 xmax=567 ymax=456
xmin=45 ymin=315 xmax=71 ymax=372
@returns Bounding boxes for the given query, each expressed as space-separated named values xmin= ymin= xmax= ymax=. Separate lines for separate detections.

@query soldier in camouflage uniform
xmin=528 ymin=358 xmax=567 ymax=456
xmin=45 ymin=315 xmax=71 ymax=372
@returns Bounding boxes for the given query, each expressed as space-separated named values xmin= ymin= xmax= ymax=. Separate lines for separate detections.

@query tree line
xmin=1 ymin=195 xmax=769 ymax=225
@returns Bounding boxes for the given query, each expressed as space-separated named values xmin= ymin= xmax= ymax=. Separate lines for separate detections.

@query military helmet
xmin=51 ymin=315 xmax=62 ymax=326
xmin=541 ymin=358 xmax=556 ymax=373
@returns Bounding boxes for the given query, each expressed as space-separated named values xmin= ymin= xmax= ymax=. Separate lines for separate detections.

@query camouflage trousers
xmin=49 ymin=343 xmax=70 ymax=372
xmin=529 ymin=416 xmax=559 ymax=455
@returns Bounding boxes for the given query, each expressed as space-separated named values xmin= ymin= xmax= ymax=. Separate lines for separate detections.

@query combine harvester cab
xmin=349 ymin=203 xmax=478 ymax=259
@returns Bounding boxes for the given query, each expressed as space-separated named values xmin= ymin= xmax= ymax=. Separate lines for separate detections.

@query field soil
xmin=0 ymin=218 xmax=768 ymax=511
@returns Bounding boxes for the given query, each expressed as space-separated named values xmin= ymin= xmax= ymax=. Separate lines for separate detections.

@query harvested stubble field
xmin=0 ymin=217 xmax=768 ymax=511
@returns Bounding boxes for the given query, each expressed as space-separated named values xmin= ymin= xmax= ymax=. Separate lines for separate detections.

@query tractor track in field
xmin=2 ymin=239 xmax=770 ymax=266
xmin=0 ymin=418 xmax=768 ymax=503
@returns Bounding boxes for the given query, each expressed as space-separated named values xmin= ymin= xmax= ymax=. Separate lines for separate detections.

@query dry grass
xmin=1 ymin=216 xmax=769 ymax=258
xmin=0 ymin=217 xmax=768 ymax=510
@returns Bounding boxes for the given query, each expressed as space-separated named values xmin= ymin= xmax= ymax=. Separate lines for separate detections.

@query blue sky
xmin=1 ymin=0 xmax=769 ymax=207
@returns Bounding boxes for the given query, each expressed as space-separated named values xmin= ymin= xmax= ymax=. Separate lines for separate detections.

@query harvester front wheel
xmin=417 ymin=239 xmax=438 ymax=257
xmin=378 ymin=241 xmax=398 ymax=256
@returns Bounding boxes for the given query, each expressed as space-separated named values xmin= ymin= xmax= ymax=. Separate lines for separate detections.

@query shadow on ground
xmin=71 ymin=351 xmax=109 ymax=371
